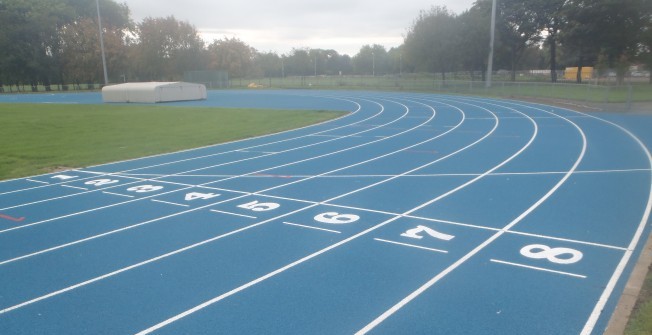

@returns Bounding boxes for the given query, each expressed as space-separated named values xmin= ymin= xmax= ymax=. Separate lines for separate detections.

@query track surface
xmin=0 ymin=90 xmax=651 ymax=334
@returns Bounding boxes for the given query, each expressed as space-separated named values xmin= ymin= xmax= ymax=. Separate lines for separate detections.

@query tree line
xmin=0 ymin=0 xmax=650 ymax=89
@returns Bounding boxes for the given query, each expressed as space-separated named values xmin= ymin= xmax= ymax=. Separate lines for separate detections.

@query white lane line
xmin=490 ymin=259 xmax=586 ymax=279
xmin=114 ymin=168 xmax=651 ymax=179
xmin=283 ymin=222 xmax=341 ymax=234
xmin=0 ymin=100 xmax=390 ymax=228
xmin=151 ymin=200 xmax=190 ymax=208
xmin=26 ymin=179 xmax=49 ymax=185
xmin=209 ymin=209 xmax=256 ymax=219
xmin=357 ymin=97 xmax=585 ymax=334
xmin=0 ymin=98 xmax=409 ymax=237
xmin=0 ymin=97 xmax=452 ymax=316
xmin=374 ymin=238 xmax=447 ymax=254
xmin=134 ymin=99 xmax=507 ymax=334
xmin=0 ymin=99 xmax=387 ymax=212
xmin=506 ymin=230 xmax=627 ymax=251
xmin=0 ymin=97 xmax=363 ymax=197
xmin=568 ymin=112 xmax=652 ymax=335
xmin=60 ymin=185 xmax=88 ymax=191
xmin=102 ymin=191 xmax=135 ymax=198
xmin=472 ymin=97 xmax=652 ymax=334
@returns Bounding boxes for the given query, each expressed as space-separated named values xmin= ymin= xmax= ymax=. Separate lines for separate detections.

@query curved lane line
xmin=356 ymin=95 xmax=587 ymax=334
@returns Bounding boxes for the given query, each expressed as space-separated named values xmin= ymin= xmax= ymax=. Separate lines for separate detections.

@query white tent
xmin=101 ymin=82 xmax=207 ymax=103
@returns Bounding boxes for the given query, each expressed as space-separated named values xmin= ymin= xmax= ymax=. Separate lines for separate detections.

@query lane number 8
xmin=520 ymin=244 xmax=583 ymax=265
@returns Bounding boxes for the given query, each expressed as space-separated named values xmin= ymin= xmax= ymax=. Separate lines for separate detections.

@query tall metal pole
xmin=372 ymin=52 xmax=375 ymax=76
xmin=96 ymin=0 xmax=109 ymax=85
xmin=485 ymin=0 xmax=497 ymax=88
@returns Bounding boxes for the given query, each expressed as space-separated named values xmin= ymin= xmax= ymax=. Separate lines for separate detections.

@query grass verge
xmin=625 ymin=266 xmax=652 ymax=334
xmin=0 ymin=103 xmax=345 ymax=180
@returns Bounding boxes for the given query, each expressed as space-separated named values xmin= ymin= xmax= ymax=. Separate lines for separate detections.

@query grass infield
xmin=0 ymin=103 xmax=345 ymax=180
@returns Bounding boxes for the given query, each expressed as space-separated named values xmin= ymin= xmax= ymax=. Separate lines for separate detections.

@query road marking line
xmin=209 ymin=209 xmax=256 ymax=219
xmin=102 ymin=191 xmax=135 ymax=198
xmin=490 ymin=259 xmax=586 ymax=279
xmin=283 ymin=222 xmax=341 ymax=234
xmin=374 ymin=238 xmax=447 ymax=253
xmin=26 ymin=179 xmax=49 ymax=184
xmin=151 ymin=199 xmax=189 ymax=208
xmin=61 ymin=185 xmax=88 ymax=191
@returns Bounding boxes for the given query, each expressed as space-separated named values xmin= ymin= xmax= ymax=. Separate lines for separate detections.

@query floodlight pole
xmin=485 ymin=0 xmax=497 ymax=88
xmin=96 ymin=0 xmax=109 ymax=85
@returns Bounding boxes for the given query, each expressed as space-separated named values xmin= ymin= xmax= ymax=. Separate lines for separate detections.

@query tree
xmin=353 ymin=45 xmax=388 ymax=75
xmin=57 ymin=0 xmax=131 ymax=85
xmin=132 ymin=16 xmax=204 ymax=81
xmin=403 ymin=6 xmax=459 ymax=80
xmin=531 ymin=0 xmax=568 ymax=82
xmin=457 ymin=3 xmax=491 ymax=81
xmin=206 ymin=37 xmax=256 ymax=78
xmin=495 ymin=0 xmax=542 ymax=81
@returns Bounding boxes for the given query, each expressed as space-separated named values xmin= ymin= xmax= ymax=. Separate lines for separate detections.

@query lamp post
xmin=96 ymin=0 xmax=108 ymax=85
xmin=372 ymin=52 xmax=375 ymax=76
xmin=485 ymin=0 xmax=497 ymax=88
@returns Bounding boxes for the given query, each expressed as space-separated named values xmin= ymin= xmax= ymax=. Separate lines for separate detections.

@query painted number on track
xmin=185 ymin=192 xmax=220 ymax=201
xmin=520 ymin=244 xmax=583 ymax=265
xmin=51 ymin=174 xmax=78 ymax=180
xmin=314 ymin=212 xmax=360 ymax=225
xmin=85 ymin=179 xmax=120 ymax=186
xmin=237 ymin=201 xmax=280 ymax=212
xmin=127 ymin=185 xmax=164 ymax=193
xmin=400 ymin=225 xmax=454 ymax=241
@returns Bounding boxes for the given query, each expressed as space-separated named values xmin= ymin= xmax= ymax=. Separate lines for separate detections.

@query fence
xmin=230 ymin=76 xmax=651 ymax=113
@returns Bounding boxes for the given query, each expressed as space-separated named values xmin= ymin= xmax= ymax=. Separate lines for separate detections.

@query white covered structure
xmin=102 ymin=82 xmax=207 ymax=103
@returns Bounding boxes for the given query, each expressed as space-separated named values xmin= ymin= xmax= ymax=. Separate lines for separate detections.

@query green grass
xmin=625 ymin=266 xmax=652 ymax=335
xmin=0 ymin=103 xmax=344 ymax=180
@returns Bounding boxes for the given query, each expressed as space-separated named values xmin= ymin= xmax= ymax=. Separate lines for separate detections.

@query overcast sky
xmin=124 ymin=0 xmax=476 ymax=56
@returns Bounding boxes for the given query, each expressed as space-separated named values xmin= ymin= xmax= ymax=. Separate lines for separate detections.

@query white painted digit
xmin=185 ymin=192 xmax=220 ymax=201
xmin=85 ymin=179 xmax=120 ymax=186
xmin=237 ymin=200 xmax=280 ymax=212
xmin=400 ymin=225 xmax=454 ymax=241
xmin=127 ymin=185 xmax=164 ymax=193
xmin=51 ymin=174 xmax=78 ymax=180
xmin=520 ymin=244 xmax=583 ymax=265
xmin=314 ymin=212 xmax=360 ymax=225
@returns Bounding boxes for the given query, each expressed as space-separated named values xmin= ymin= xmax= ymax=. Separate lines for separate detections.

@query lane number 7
xmin=401 ymin=225 xmax=454 ymax=241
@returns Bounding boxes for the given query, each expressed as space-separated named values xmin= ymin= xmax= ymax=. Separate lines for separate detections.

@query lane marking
xmin=490 ymin=259 xmax=586 ymax=279
xmin=209 ymin=209 xmax=256 ymax=219
xmin=0 ymin=97 xmax=365 ymax=197
xmin=374 ymin=238 xmax=447 ymax=254
xmin=0 ymin=97 xmax=453 ymax=316
xmin=0 ymin=214 xmax=25 ymax=222
xmin=26 ymin=179 xmax=49 ymax=185
xmin=283 ymin=222 xmax=341 ymax=234
xmin=60 ymin=185 xmax=88 ymax=191
xmin=102 ymin=191 xmax=135 ymax=198
xmin=356 ymin=96 xmax=585 ymax=334
xmin=151 ymin=199 xmax=190 ymax=208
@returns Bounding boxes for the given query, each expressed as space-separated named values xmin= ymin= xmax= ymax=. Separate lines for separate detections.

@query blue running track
xmin=0 ymin=90 xmax=651 ymax=334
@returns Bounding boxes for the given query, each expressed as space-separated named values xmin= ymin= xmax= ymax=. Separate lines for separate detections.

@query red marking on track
xmin=0 ymin=213 xmax=25 ymax=222
xmin=254 ymin=173 xmax=293 ymax=179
